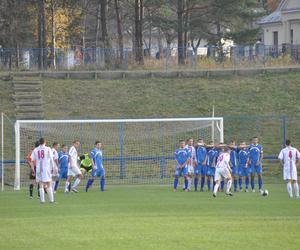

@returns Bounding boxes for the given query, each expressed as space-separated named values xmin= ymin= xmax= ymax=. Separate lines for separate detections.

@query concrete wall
xmin=262 ymin=24 xmax=285 ymax=46
xmin=2 ymin=67 xmax=300 ymax=81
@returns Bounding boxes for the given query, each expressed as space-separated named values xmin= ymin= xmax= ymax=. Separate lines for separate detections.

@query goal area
xmin=14 ymin=117 xmax=223 ymax=190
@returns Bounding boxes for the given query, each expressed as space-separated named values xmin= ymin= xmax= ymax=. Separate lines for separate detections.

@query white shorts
xmin=52 ymin=165 xmax=59 ymax=177
xmin=187 ymin=165 xmax=194 ymax=174
xmin=215 ymin=167 xmax=231 ymax=182
xmin=283 ymin=166 xmax=297 ymax=181
xmin=67 ymin=166 xmax=82 ymax=177
xmin=36 ymin=166 xmax=52 ymax=183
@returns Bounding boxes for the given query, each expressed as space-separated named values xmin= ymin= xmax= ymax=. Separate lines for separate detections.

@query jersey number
xmin=217 ymin=155 xmax=223 ymax=163
xmin=38 ymin=150 xmax=45 ymax=159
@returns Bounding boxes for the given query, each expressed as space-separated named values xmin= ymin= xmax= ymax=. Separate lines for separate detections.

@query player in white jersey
xmin=51 ymin=142 xmax=60 ymax=193
xmin=278 ymin=139 xmax=300 ymax=199
xmin=213 ymin=145 xmax=233 ymax=197
xmin=183 ymin=138 xmax=197 ymax=191
xmin=65 ymin=140 xmax=82 ymax=193
xmin=30 ymin=138 xmax=55 ymax=203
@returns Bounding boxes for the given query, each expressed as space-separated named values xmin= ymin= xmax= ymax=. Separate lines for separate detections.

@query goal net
xmin=14 ymin=118 xmax=223 ymax=190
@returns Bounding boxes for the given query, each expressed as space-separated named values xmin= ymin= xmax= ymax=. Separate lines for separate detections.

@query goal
xmin=14 ymin=117 xmax=223 ymax=190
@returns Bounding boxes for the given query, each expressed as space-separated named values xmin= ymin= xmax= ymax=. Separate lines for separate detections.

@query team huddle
xmin=26 ymin=138 xmax=105 ymax=203
xmin=174 ymin=137 xmax=299 ymax=198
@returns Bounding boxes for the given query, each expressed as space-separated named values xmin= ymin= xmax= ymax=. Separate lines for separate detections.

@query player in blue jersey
xmin=206 ymin=141 xmax=217 ymax=192
xmin=86 ymin=141 xmax=105 ymax=192
xmin=195 ymin=138 xmax=207 ymax=191
xmin=238 ymin=141 xmax=250 ymax=192
xmin=173 ymin=139 xmax=191 ymax=192
xmin=229 ymin=141 xmax=239 ymax=192
xmin=54 ymin=144 xmax=69 ymax=192
xmin=248 ymin=137 xmax=264 ymax=192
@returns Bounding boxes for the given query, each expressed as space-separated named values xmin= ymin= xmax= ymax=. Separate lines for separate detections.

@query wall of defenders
xmin=174 ymin=137 xmax=299 ymax=199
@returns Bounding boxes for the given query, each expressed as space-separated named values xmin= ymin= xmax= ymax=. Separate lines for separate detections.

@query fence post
xmin=119 ymin=122 xmax=125 ymax=178
xmin=1 ymin=112 xmax=4 ymax=191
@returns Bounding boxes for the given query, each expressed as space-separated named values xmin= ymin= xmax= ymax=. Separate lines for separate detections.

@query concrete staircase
xmin=12 ymin=81 xmax=44 ymax=120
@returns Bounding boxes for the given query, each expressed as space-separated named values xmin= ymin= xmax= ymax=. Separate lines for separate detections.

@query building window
xmin=273 ymin=31 xmax=278 ymax=46
xmin=291 ymin=29 xmax=293 ymax=44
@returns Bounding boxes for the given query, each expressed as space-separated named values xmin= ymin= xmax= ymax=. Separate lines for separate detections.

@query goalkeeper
xmin=79 ymin=153 xmax=93 ymax=177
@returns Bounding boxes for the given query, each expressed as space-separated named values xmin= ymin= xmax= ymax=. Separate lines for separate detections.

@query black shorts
xmin=80 ymin=165 xmax=92 ymax=173
xmin=29 ymin=168 xmax=36 ymax=180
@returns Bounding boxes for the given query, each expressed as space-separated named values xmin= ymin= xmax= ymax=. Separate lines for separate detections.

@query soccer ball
xmin=262 ymin=189 xmax=269 ymax=196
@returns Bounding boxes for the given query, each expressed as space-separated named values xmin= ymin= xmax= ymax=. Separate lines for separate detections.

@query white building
xmin=258 ymin=0 xmax=300 ymax=46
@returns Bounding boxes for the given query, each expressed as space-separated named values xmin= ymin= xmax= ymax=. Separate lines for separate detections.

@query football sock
xmin=245 ymin=178 xmax=249 ymax=189
xmin=200 ymin=176 xmax=205 ymax=189
xmin=47 ymin=187 xmax=54 ymax=202
xmin=258 ymin=176 xmax=263 ymax=190
xmin=173 ymin=178 xmax=178 ymax=189
xmin=220 ymin=180 xmax=224 ymax=190
xmin=65 ymin=181 xmax=70 ymax=192
xmin=294 ymin=182 xmax=299 ymax=197
xmin=287 ymin=182 xmax=293 ymax=198
xmin=188 ymin=178 xmax=192 ymax=190
xmin=72 ymin=178 xmax=81 ymax=189
xmin=37 ymin=183 xmax=40 ymax=197
xmin=251 ymin=178 xmax=255 ymax=190
xmin=100 ymin=177 xmax=105 ymax=191
xmin=238 ymin=177 xmax=242 ymax=189
xmin=39 ymin=188 xmax=45 ymax=203
xmin=54 ymin=180 xmax=59 ymax=191
xmin=85 ymin=179 xmax=94 ymax=191
xmin=207 ymin=178 xmax=211 ymax=191
xmin=213 ymin=183 xmax=219 ymax=194
xmin=226 ymin=179 xmax=232 ymax=193
xmin=194 ymin=177 xmax=198 ymax=191
xmin=184 ymin=179 xmax=188 ymax=190
xmin=234 ymin=179 xmax=237 ymax=192
xmin=29 ymin=184 xmax=33 ymax=197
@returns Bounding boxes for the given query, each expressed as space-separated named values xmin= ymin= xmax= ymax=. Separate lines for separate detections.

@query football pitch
xmin=0 ymin=184 xmax=299 ymax=250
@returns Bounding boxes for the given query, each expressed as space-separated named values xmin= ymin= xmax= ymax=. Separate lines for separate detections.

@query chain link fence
xmin=1 ymin=44 xmax=300 ymax=71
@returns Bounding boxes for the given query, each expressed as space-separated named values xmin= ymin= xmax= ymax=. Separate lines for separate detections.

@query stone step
xmin=15 ymin=101 xmax=43 ymax=106
xmin=13 ymin=85 xmax=42 ymax=91
xmin=16 ymin=113 xmax=44 ymax=120
xmin=13 ymin=94 xmax=42 ymax=100
xmin=12 ymin=81 xmax=42 ymax=85
xmin=15 ymin=106 xmax=44 ymax=112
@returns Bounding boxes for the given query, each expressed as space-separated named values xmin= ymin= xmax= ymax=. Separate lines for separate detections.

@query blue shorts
xmin=175 ymin=166 xmax=188 ymax=176
xmin=91 ymin=167 xmax=106 ymax=177
xmin=238 ymin=165 xmax=251 ymax=177
xmin=250 ymin=163 xmax=262 ymax=174
xmin=195 ymin=164 xmax=207 ymax=175
xmin=232 ymin=166 xmax=239 ymax=176
xmin=59 ymin=169 xmax=68 ymax=179
xmin=206 ymin=166 xmax=215 ymax=176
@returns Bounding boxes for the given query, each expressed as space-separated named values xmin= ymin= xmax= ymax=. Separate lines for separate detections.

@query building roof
xmin=257 ymin=10 xmax=282 ymax=24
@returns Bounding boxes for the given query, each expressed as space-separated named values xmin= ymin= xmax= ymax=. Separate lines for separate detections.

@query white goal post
xmin=14 ymin=117 xmax=223 ymax=190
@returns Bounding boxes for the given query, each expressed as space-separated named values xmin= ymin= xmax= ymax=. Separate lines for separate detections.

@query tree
xmin=177 ymin=0 xmax=184 ymax=64
xmin=206 ymin=0 xmax=263 ymax=61
xmin=114 ymin=0 xmax=124 ymax=63
xmin=134 ymin=0 xmax=144 ymax=64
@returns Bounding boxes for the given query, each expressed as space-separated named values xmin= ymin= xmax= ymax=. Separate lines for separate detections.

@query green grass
xmin=0 ymin=184 xmax=300 ymax=250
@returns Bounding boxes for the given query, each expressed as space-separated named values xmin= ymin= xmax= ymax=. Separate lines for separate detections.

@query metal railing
xmin=0 ymin=44 xmax=300 ymax=71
